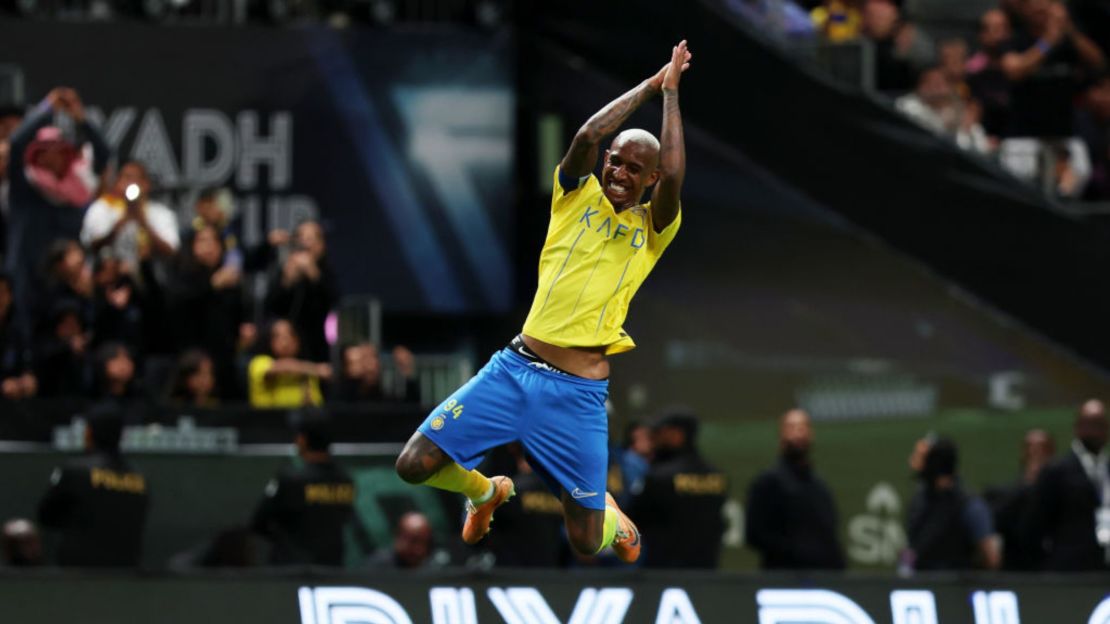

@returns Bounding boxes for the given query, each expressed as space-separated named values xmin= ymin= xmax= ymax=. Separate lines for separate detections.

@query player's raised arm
xmin=559 ymin=64 xmax=671 ymax=181
xmin=651 ymin=40 xmax=691 ymax=232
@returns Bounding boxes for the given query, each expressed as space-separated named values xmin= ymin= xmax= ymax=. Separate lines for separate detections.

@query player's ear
xmin=647 ymin=169 xmax=661 ymax=187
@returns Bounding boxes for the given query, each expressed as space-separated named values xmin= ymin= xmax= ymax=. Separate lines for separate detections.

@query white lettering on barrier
xmin=655 ymin=588 xmax=702 ymax=624
xmin=972 ymin=591 xmax=1020 ymax=624
xmin=1088 ymin=597 xmax=1110 ymax=624
xmin=757 ymin=589 xmax=877 ymax=624
xmin=430 ymin=587 xmax=477 ymax=624
xmin=890 ymin=590 xmax=939 ymax=624
xmin=295 ymin=585 xmax=1110 ymax=623
xmin=298 ymin=586 xmax=413 ymax=624
xmin=488 ymin=587 xmax=633 ymax=624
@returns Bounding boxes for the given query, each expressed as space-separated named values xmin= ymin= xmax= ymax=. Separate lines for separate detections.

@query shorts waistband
xmin=503 ymin=335 xmax=609 ymax=388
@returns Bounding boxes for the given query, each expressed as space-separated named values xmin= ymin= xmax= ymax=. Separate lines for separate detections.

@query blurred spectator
xmin=728 ymin=0 xmax=817 ymax=40
xmin=862 ymin=0 xmax=935 ymax=92
xmin=92 ymin=342 xmax=139 ymax=400
xmin=37 ymin=406 xmax=149 ymax=567
xmin=0 ymin=105 xmax=24 ymax=260
xmin=968 ymin=9 xmax=1015 ymax=140
xmin=39 ymin=239 xmax=93 ymax=326
xmin=810 ymin=0 xmax=862 ymax=42
xmin=5 ymin=88 xmax=109 ymax=327
xmin=984 ymin=428 xmax=1055 ymax=570
xmin=251 ymin=413 xmax=358 ymax=566
xmin=627 ymin=408 xmax=728 ymax=569
xmin=478 ymin=444 xmax=566 ymax=568
xmin=745 ymin=408 xmax=845 ymax=570
xmin=897 ymin=66 xmax=991 ymax=153
xmin=188 ymin=187 xmax=288 ymax=272
xmin=81 ymin=160 xmax=179 ymax=273
xmin=1022 ymin=399 xmax=1110 ymax=571
xmin=0 ymin=272 xmax=36 ymax=401
xmin=335 ymin=343 xmax=419 ymax=402
xmin=34 ymin=299 xmax=90 ymax=398
xmin=903 ymin=435 xmax=1000 ymax=571
xmin=1 ymin=518 xmax=43 ymax=567
xmin=1000 ymin=0 xmax=1105 ymax=138
xmin=939 ymin=38 xmax=971 ymax=100
xmin=618 ymin=421 xmax=653 ymax=502
xmin=248 ymin=319 xmax=331 ymax=408
xmin=366 ymin=512 xmax=441 ymax=569
xmin=168 ymin=349 xmax=218 ymax=407
xmin=1075 ymin=72 xmax=1110 ymax=199
xmin=170 ymin=225 xmax=245 ymax=397
xmin=91 ymin=252 xmax=145 ymax=351
xmin=999 ymin=135 xmax=1092 ymax=196
xmin=266 ymin=220 xmax=338 ymax=363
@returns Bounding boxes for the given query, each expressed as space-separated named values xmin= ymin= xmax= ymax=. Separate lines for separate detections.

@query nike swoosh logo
xmin=570 ymin=488 xmax=598 ymax=499
xmin=516 ymin=346 xmax=536 ymax=359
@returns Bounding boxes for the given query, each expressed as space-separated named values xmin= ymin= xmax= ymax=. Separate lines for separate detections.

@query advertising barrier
xmin=1 ymin=570 xmax=1108 ymax=623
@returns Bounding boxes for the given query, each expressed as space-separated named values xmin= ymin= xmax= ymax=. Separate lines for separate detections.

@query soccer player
xmin=395 ymin=40 xmax=692 ymax=562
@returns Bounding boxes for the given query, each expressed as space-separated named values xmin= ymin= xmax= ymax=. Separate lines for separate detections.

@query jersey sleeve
xmin=647 ymin=204 xmax=681 ymax=258
xmin=551 ymin=166 xmax=598 ymax=215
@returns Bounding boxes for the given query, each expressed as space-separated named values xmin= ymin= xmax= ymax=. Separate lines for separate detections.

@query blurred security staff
xmin=1022 ymin=399 xmax=1110 ymax=571
xmin=904 ymin=436 xmax=1000 ymax=571
xmin=251 ymin=413 xmax=358 ymax=566
xmin=745 ymin=408 xmax=845 ymax=570
xmin=37 ymin=406 xmax=149 ymax=567
xmin=627 ymin=408 xmax=728 ymax=568
xmin=983 ymin=428 xmax=1055 ymax=570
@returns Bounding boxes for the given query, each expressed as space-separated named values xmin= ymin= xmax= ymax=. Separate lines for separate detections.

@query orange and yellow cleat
xmin=461 ymin=475 xmax=515 ymax=545
xmin=606 ymin=493 xmax=641 ymax=563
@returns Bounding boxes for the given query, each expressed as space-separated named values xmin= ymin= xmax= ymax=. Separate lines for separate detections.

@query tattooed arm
xmin=651 ymin=40 xmax=692 ymax=232
xmin=559 ymin=65 xmax=670 ymax=181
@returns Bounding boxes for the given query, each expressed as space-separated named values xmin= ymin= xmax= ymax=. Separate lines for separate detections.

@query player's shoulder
xmin=555 ymin=166 xmax=601 ymax=199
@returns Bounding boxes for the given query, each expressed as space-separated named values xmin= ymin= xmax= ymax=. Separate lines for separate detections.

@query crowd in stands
xmin=0 ymin=87 xmax=419 ymax=411
xmin=730 ymin=0 xmax=1110 ymax=200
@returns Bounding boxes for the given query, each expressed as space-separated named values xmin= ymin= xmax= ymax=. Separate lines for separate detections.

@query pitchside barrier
xmin=0 ymin=569 xmax=1108 ymax=623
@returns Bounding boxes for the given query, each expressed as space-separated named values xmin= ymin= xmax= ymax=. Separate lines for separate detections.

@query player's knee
xmin=394 ymin=451 xmax=431 ymax=484
xmin=566 ymin=525 xmax=603 ymax=556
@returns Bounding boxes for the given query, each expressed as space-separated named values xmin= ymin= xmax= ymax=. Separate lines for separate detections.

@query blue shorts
xmin=417 ymin=348 xmax=610 ymax=510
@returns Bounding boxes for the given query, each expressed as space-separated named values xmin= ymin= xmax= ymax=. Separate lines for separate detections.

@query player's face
xmin=601 ymin=141 xmax=660 ymax=209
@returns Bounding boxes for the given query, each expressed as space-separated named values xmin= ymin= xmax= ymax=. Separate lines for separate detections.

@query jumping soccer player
xmin=395 ymin=40 xmax=692 ymax=562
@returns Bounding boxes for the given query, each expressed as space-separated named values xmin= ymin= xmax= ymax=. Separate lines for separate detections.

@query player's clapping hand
xmin=662 ymin=40 xmax=692 ymax=92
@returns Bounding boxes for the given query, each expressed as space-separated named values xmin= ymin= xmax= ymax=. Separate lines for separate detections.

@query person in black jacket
xmin=626 ymin=408 xmax=727 ymax=568
xmin=265 ymin=220 xmax=337 ymax=363
xmin=983 ymin=428 xmax=1055 ymax=570
xmin=1021 ymin=399 xmax=1110 ymax=571
xmin=250 ymin=413 xmax=359 ymax=566
xmin=37 ymin=406 xmax=149 ymax=567
xmin=170 ymin=225 xmax=244 ymax=398
xmin=904 ymin=435 xmax=1000 ymax=571
xmin=745 ymin=408 xmax=846 ymax=570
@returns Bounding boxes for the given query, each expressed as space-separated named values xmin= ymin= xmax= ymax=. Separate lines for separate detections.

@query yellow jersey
xmin=247 ymin=355 xmax=324 ymax=408
xmin=522 ymin=167 xmax=681 ymax=355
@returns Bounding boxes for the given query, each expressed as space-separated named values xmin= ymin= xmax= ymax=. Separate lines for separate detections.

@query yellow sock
xmin=422 ymin=462 xmax=493 ymax=502
xmin=595 ymin=506 xmax=619 ymax=554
